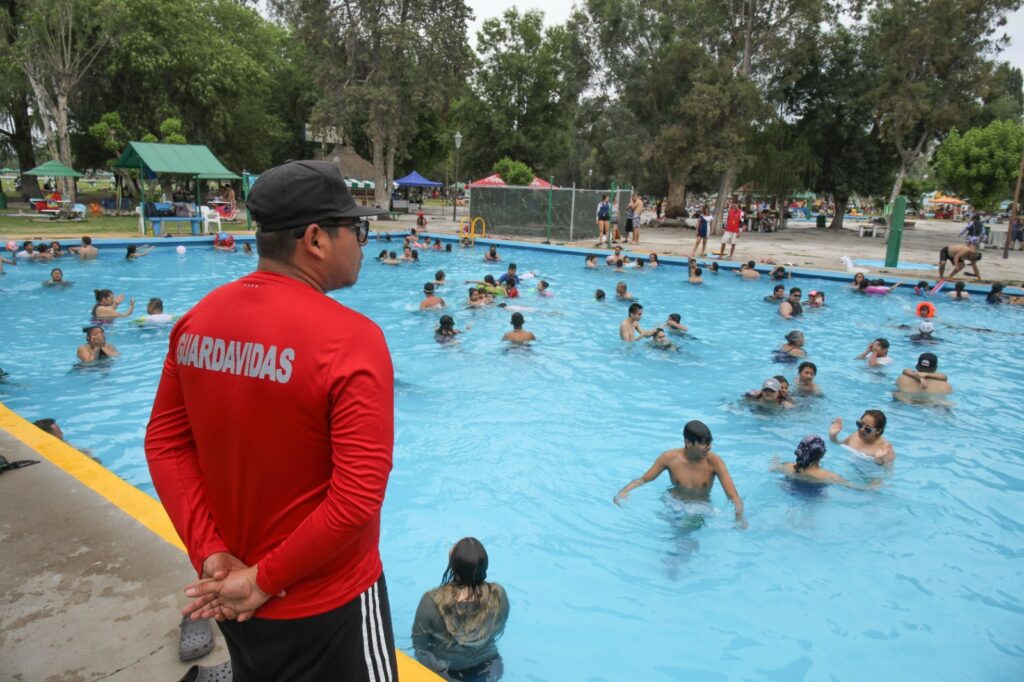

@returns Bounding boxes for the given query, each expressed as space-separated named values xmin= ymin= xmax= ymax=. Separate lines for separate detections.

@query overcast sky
xmin=466 ymin=1 xmax=1024 ymax=73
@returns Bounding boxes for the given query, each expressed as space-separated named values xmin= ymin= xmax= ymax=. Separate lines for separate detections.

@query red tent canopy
xmin=469 ymin=173 xmax=506 ymax=188
xmin=469 ymin=174 xmax=558 ymax=189
xmin=527 ymin=176 xmax=555 ymax=189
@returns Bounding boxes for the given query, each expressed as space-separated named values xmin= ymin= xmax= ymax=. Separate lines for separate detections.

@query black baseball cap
xmin=248 ymin=160 xmax=385 ymax=232
xmin=916 ymin=352 xmax=938 ymax=372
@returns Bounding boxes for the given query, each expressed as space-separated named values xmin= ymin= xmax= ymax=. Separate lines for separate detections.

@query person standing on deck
xmin=146 ymin=160 xmax=397 ymax=681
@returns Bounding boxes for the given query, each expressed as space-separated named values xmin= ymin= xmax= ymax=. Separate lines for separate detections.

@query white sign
xmin=304 ymin=123 xmax=344 ymax=145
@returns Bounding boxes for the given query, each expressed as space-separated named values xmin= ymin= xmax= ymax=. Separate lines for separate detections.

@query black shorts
xmin=939 ymin=246 xmax=949 ymax=263
xmin=625 ymin=218 xmax=635 ymax=232
xmin=218 ymin=573 xmax=397 ymax=682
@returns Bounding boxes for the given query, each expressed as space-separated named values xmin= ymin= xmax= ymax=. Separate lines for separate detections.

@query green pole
xmin=607 ymin=180 xmax=617 ymax=248
xmin=244 ymin=172 xmax=252 ymax=229
xmin=140 ymin=168 xmax=146 ymax=236
xmin=884 ymin=195 xmax=907 ymax=267
xmin=544 ymin=176 xmax=554 ymax=244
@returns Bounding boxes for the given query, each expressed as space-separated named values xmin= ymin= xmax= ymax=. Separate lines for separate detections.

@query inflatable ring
xmin=916 ymin=301 xmax=936 ymax=318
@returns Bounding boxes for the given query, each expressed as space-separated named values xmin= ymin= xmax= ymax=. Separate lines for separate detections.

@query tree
xmin=17 ymin=0 xmax=114 ymax=201
xmin=275 ymin=0 xmax=474 ymax=208
xmin=784 ymin=25 xmax=897 ymax=229
xmin=493 ymin=157 xmax=533 ymax=185
xmin=933 ymin=120 xmax=1024 ymax=211
xmin=865 ymin=0 xmax=1022 ymax=216
xmin=0 ymin=0 xmax=38 ymax=199
xmin=454 ymin=9 xmax=591 ymax=183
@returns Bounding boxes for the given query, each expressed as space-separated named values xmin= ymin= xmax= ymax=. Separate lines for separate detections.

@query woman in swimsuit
xmin=828 ymin=410 xmax=895 ymax=465
xmin=77 ymin=326 xmax=120 ymax=362
xmin=777 ymin=330 xmax=806 ymax=359
xmin=91 ymin=289 xmax=135 ymax=319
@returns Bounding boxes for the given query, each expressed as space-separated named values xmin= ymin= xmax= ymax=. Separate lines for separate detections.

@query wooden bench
xmin=149 ymin=216 xmax=202 ymax=236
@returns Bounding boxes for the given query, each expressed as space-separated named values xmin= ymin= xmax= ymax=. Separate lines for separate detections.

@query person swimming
xmin=829 ymin=409 xmax=895 ymax=465
xmin=435 ymin=314 xmax=466 ymax=342
xmin=764 ymin=284 xmax=785 ymax=303
xmin=502 ymin=312 xmax=536 ymax=343
xmin=773 ymin=435 xmax=868 ymax=489
xmin=664 ymin=313 xmax=688 ymax=334
xmin=775 ymin=330 xmax=806 ymax=360
xmin=947 ymin=281 xmax=970 ymax=300
xmin=44 ymin=268 xmax=71 ymax=287
xmin=795 ymin=361 xmax=821 ymax=395
xmin=595 ymin=289 xmax=606 ymax=301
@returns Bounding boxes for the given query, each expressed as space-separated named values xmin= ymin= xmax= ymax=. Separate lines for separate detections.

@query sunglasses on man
xmin=293 ymin=219 xmax=371 ymax=244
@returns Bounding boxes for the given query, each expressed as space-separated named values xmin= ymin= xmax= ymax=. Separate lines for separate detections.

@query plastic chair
xmin=200 ymin=205 xmax=222 ymax=234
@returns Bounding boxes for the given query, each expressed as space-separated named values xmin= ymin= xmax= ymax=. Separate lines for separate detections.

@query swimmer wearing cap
xmin=894 ymin=352 xmax=952 ymax=404
xmin=745 ymin=378 xmax=795 ymax=409
xmin=772 ymin=435 xmax=872 ymax=489
xmin=77 ymin=325 xmax=119 ymax=362
xmin=419 ymin=282 xmax=446 ymax=310
xmin=909 ymin=321 xmax=942 ymax=344
xmin=613 ymin=420 xmax=746 ymax=526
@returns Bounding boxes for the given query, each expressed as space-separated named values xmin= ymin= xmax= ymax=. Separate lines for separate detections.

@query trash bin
xmin=0 ymin=192 xmax=7 ymax=210
xmin=816 ymin=213 xmax=826 ymax=229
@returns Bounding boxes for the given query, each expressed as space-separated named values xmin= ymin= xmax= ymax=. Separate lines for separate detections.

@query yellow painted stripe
xmin=0 ymin=401 xmax=438 ymax=680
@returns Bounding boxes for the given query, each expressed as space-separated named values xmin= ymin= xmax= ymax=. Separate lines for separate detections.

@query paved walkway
xmin=0 ymin=427 xmax=227 ymax=681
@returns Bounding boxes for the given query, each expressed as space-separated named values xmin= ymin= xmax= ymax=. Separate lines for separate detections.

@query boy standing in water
xmin=613 ymin=420 xmax=746 ymax=526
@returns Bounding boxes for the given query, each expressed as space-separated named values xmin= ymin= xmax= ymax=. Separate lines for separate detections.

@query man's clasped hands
xmin=181 ymin=552 xmax=286 ymax=623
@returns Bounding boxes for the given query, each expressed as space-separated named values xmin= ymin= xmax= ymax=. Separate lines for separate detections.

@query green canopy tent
xmin=114 ymin=142 xmax=240 ymax=234
xmin=24 ymin=159 xmax=84 ymax=178
xmin=0 ymin=166 xmax=19 ymax=174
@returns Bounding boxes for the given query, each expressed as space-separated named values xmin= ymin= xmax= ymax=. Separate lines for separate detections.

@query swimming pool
xmin=2 ymin=240 xmax=1023 ymax=680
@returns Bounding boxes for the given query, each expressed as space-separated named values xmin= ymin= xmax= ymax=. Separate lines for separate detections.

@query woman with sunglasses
xmin=828 ymin=410 xmax=895 ymax=466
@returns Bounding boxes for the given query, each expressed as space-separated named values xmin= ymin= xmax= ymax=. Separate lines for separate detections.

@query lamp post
xmin=453 ymin=131 xmax=463 ymax=222
xmin=588 ymin=168 xmax=593 ymax=189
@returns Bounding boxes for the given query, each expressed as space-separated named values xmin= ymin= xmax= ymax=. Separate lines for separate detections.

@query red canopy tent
xmin=469 ymin=173 xmax=506 ymax=188
xmin=469 ymin=173 xmax=556 ymax=189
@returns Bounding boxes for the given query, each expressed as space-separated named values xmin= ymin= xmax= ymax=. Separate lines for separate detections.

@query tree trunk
xmin=55 ymin=91 xmax=75 ymax=202
xmin=776 ymin=193 xmax=788 ymax=229
xmin=370 ymin=125 xmax=388 ymax=209
xmin=8 ymin=91 xmax=38 ymax=201
xmin=711 ymin=167 xmax=736 ymax=235
xmin=384 ymin=133 xmax=396 ymax=210
xmin=829 ymin=196 xmax=848 ymax=230
xmin=667 ymin=172 xmax=687 ymax=209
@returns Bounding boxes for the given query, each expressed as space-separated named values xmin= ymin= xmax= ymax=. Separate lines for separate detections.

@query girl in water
xmin=91 ymin=289 xmax=134 ymax=319
xmin=850 ymin=272 xmax=866 ymax=290
xmin=412 ymin=538 xmax=510 ymax=681
xmin=435 ymin=315 xmax=467 ymax=342
xmin=773 ymin=435 xmax=859 ymax=487
xmin=947 ymin=281 xmax=970 ymax=300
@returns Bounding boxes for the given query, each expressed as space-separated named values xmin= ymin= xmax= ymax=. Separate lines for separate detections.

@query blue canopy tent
xmin=394 ymin=171 xmax=442 ymax=188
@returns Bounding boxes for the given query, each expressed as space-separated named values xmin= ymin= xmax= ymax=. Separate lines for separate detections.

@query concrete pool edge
xmin=0 ymin=401 xmax=439 ymax=681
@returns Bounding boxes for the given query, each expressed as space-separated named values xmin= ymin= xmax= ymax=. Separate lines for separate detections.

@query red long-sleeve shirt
xmin=145 ymin=271 xmax=394 ymax=619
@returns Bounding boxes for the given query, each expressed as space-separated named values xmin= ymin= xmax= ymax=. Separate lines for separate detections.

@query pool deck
xmin=0 ymin=405 xmax=436 ymax=681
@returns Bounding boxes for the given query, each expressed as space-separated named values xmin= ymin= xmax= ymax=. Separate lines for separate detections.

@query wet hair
xmin=857 ymin=279 xmax=870 ymax=291
xmin=853 ymin=272 xmax=865 ymax=282
xmin=683 ymin=420 xmax=712 ymax=445
xmin=484 ymin=275 xmax=496 ymax=285
xmin=488 ymin=245 xmax=497 ymax=254
xmin=861 ymin=409 xmax=887 ymax=434
xmin=917 ymin=280 xmax=928 ymax=289
xmin=785 ymin=330 xmax=803 ymax=344
xmin=442 ymin=537 xmax=488 ymax=590
xmin=794 ymin=435 xmax=827 ymax=472
xmin=789 ymin=287 xmax=802 ymax=296
xmin=82 ymin=325 xmax=103 ymax=336
xmin=507 ymin=263 xmax=517 ymax=271
xmin=93 ymin=288 xmax=113 ymax=302
xmin=50 ymin=268 xmax=62 ymax=277
xmin=585 ymin=255 xmax=596 ymax=263
xmin=411 ymin=250 xmax=419 ymax=261
xmin=389 ymin=250 xmax=397 ymax=259
xmin=953 ymin=281 xmax=967 ymax=298
xmin=511 ymin=312 xmax=524 ymax=328
xmin=693 ymin=267 xmax=703 ymax=276
xmin=875 ymin=338 xmax=890 ymax=350
xmin=774 ymin=375 xmax=789 ymax=387
xmin=22 ymin=240 xmax=32 ymax=248
xmin=424 ymin=282 xmax=435 ymax=294
xmin=435 ymin=270 xmax=445 ymax=281
xmin=148 ymin=298 xmax=164 ymax=312
xmin=386 ymin=233 xmax=392 ymax=242
xmin=990 ymin=282 xmax=1004 ymax=294
xmin=650 ymin=253 xmax=659 ymax=262
xmin=774 ymin=284 xmax=785 ymax=293
xmin=538 ymin=280 xmax=549 ymax=289
xmin=81 ymin=236 xmax=92 ymax=245
xmin=377 ymin=249 xmax=388 ymax=260
xmin=798 ymin=361 xmax=817 ymax=376
xmin=468 ymin=286 xmax=478 ymax=296
xmin=747 ymin=260 xmax=756 ymax=268
xmin=437 ymin=315 xmax=455 ymax=332
xmin=445 ymin=244 xmax=452 ymax=252
xmin=34 ymin=417 xmax=57 ymax=433
xmin=636 ymin=259 xmax=645 ymax=268
xmin=709 ymin=262 xmax=718 ymax=272
xmin=595 ymin=289 xmax=605 ymax=300
xmin=615 ymin=258 xmax=624 ymax=267
xmin=668 ymin=313 xmax=681 ymax=323
xmin=125 ymin=245 xmax=137 ymax=258
xmin=628 ymin=302 xmax=643 ymax=315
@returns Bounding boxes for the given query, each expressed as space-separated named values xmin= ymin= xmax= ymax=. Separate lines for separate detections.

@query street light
xmin=588 ymin=168 xmax=593 ymax=190
xmin=453 ymin=131 xmax=463 ymax=222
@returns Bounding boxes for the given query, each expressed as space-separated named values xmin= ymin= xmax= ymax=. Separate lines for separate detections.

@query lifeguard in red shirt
xmin=146 ymin=160 xmax=397 ymax=681
xmin=716 ymin=200 xmax=743 ymax=259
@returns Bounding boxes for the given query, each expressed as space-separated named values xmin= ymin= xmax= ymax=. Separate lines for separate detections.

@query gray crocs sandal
xmin=178 ymin=616 xmax=214 ymax=662
xmin=178 ymin=660 xmax=232 ymax=682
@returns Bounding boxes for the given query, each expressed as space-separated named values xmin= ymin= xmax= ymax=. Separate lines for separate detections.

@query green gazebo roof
xmin=24 ymin=160 xmax=83 ymax=177
xmin=114 ymin=142 xmax=239 ymax=179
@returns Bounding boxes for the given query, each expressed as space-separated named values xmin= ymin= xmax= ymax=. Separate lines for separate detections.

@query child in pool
xmin=772 ymin=435 xmax=873 ymax=489
xmin=614 ymin=420 xmax=746 ymax=526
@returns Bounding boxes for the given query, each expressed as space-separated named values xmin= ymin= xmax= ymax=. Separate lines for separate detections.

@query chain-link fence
xmin=469 ymin=186 xmax=634 ymax=242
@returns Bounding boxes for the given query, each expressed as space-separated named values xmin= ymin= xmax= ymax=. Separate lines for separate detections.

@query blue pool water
xmin=2 ymin=240 xmax=1023 ymax=680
